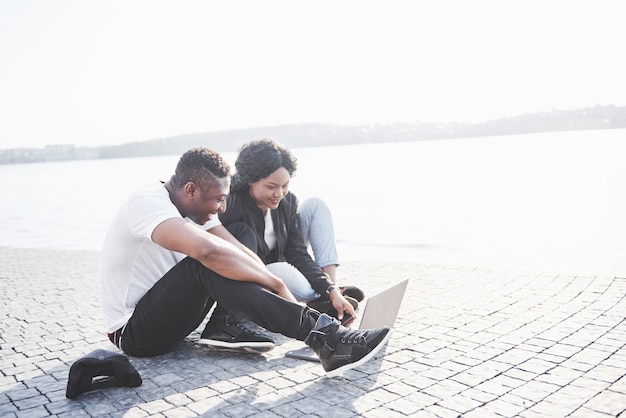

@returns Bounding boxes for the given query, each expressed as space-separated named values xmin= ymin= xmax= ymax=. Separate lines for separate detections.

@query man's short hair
xmin=171 ymin=147 xmax=231 ymax=190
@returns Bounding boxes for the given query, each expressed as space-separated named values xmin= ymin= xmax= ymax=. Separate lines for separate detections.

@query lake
xmin=1 ymin=128 xmax=624 ymax=277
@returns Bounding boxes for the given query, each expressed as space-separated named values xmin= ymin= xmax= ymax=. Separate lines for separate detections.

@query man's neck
xmin=163 ymin=180 xmax=185 ymax=218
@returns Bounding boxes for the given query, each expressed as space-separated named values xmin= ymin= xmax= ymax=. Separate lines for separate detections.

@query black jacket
xmin=220 ymin=186 xmax=332 ymax=297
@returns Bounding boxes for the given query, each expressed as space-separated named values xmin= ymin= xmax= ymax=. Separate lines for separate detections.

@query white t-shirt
xmin=264 ymin=209 xmax=277 ymax=250
xmin=99 ymin=182 xmax=220 ymax=332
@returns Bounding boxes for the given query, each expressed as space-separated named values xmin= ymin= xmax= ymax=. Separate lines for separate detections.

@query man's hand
xmin=153 ymin=218 xmax=296 ymax=293
xmin=328 ymin=289 xmax=356 ymax=326
xmin=268 ymin=277 xmax=298 ymax=303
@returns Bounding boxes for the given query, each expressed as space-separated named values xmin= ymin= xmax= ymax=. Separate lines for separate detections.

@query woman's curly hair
xmin=231 ymin=138 xmax=297 ymax=191
xmin=171 ymin=147 xmax=231 ymax=190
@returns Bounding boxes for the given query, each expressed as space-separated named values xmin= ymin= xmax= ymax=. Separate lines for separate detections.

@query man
xmin=99 ymin=147 xmax=391 ymax=377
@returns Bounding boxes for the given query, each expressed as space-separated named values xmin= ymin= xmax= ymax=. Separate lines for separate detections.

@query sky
xmin=1 ymin=0 xmax=625 ymax=149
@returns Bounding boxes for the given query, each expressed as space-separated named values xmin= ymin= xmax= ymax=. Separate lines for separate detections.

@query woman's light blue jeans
xmin=299 ymin=197 xmax=339 ymax=270
xmin=266 ymin=197 xmax=339 ymax=302
xmin=265 ymin=262 xmax=316 ymax=302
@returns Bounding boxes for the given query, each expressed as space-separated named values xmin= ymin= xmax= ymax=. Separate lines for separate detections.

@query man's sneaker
xmin=307 ymin=296 xmax=359 ymax=319
xmin=198 ymin=312 xmax=275 ymax=354
xmin=305 ymin=313 xmax=391 ymax=377
xmin=340 ymin=285 xmax=365 ymax=302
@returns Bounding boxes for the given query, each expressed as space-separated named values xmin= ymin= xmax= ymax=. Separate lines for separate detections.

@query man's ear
xmin=183 ymin=182 xmax=197 ymax=198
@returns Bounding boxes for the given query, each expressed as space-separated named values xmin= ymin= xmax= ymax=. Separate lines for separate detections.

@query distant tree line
xmin=1 ymin=105 xmax=625 ymax=165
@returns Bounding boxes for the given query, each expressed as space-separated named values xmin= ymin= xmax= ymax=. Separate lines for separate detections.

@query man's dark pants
xmin=116 ymin=257 xmax=311 ymax=357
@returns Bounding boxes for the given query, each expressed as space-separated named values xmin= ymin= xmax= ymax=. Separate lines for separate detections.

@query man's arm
xmin=152 ymin=218 xmax=297 ymax=302
xmin=206 ymin=224 xmax=265 ymax=266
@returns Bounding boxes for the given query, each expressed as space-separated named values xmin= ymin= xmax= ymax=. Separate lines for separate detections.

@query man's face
xmin=187 ymin=176 xmax=230 ymax=225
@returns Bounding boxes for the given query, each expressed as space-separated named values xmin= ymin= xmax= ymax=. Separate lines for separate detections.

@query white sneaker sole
xmin=325 ymin=329 xmax=393 ymax=378
xmin=197 ymin=338 xmax=275 ymax=354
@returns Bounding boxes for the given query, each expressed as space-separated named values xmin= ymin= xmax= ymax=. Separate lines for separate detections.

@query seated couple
xmin=99 ymin=141 xmax=385 ymax=377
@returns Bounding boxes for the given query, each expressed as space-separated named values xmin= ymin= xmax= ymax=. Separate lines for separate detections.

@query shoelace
xmin=234 ymin=321 xmax=261 ymax=336
xmin=339 ymin=329 xmax=368 ymax=344
xmin=224 ymin=315 xmax=262 ymax=336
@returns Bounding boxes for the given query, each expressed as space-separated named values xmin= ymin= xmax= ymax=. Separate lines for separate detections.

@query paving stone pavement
xmin=1 ymin=247 xmax=625 ymax=417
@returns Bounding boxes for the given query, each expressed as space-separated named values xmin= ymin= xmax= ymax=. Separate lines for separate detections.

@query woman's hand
xmin=329 ymin=289 xmax=357 ymax=326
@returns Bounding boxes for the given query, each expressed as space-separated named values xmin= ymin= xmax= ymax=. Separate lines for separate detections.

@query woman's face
xmin=248 ymin=167 xmax=291 ymax=213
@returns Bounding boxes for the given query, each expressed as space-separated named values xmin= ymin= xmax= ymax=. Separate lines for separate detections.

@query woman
xmin=220 ymin=138 xmax=364 ymax=321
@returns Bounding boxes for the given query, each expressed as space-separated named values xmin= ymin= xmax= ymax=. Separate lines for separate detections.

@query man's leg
xmin=197 ymin=222 xmax=275 ymax=352
xmin=119 ymin=257 xmax=393 ymax=377
xmin=118 ymin=258 xmax=215 ymax=357
xmin=207 ymin=270 xmax=393 ymax=378
xmin=119 ymin=256 xmax=306 ymax=357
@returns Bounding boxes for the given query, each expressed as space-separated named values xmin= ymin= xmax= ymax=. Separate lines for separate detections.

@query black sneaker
xmin=340 ymin=285 xmax=365 ymax=302
xmin=198 ymin=312 xmax=275 ymax=354
xmin=307 ymin=296 xmax=359 ymax=319
xmin=305 ymin=313 xmax=391 ymax=377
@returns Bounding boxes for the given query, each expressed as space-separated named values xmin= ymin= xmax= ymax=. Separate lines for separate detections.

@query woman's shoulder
xmin=227 ymin=187 xmax=253 ymax=205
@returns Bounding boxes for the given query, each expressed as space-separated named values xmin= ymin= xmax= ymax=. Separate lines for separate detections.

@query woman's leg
xmin=299 ymin=198 xmax=365 ymax=302
xmin=299 ymin=197 xmax=339 ymax=279
xmin=228 ymin=222 xmax=318 ymax=301
xmin=266 ymin=262 xmax=318 ymax=302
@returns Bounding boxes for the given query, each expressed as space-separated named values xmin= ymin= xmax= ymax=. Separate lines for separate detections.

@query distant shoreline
xmin=2 ymin=129 xmax=625 ymax=277
xmin=2 ymin=105 xmax=625 ymax=165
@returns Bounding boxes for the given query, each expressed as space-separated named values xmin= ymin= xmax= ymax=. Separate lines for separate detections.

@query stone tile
xmin=2 ymin=249 xmax=625 ymax=417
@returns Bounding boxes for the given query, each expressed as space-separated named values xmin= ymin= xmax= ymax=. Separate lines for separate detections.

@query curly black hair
xmin=231 ymin=138 xmax=297 ymax=191
xmin=171 ymin=147 xmax=231 ymax=190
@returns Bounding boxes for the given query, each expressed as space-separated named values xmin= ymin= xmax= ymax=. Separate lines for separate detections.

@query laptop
xmin=285 ymin=278 xmax=409 ymax=362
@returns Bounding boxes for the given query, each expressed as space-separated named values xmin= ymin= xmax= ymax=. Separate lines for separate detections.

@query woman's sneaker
xmin=198 ymin=311 xmax=275 ymax=354
xmin=305 ymin=313 xmax=392 ymax=377
xmin=340 ymin=285 xmax=365 ymax=302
